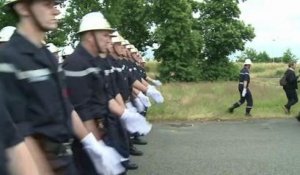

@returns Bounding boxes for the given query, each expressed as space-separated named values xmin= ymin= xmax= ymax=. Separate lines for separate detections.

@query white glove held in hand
xmin=146 ymin=85 xmax=164 ymax=103
xmin=134 ymin=98 xmax=146 ymax=112
xmin=121 ymin=109 xmax=152 ymax=135
xmin=81 ymin=133 xmax=125 ymax=175
xmin=125 ymin=102 xmax=137 ymax=113
xmin=242 ymin=88 xmax=247 ymax=97
xmin=152 ymin=80 xmax=162 ymax=87
xmin=137 ymin=92 xmax=151 ymax=107
xmin=97 ymin=140 xmax=126 ymax=175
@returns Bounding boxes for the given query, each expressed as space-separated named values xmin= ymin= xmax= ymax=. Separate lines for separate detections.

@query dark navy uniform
xmin=0 ymin=32 xmax=77 ymax=174
xmin=107 ymin=57 xmax=132 ymax=102
xmin=283 ymin=68 xmax=298 ymax=112
xmin=229 ymin=67 xmax=253 ymax=115
xmin=95 ymin=56 xmax=130 ymax=159
xmin=0 ymin=83 xmax=23 ymax=175
xmin=63 ymin=45 xmax=110 ymax=175
xmin=63 ymin=45 xmax=130 ymax=173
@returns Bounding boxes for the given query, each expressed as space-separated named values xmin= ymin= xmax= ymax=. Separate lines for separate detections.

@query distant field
xmin=145 ymin=62 xmax=300 ymax=121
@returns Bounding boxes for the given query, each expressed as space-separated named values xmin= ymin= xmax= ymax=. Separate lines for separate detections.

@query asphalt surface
xmin=128 ymin=118 xmax=300 ymax=175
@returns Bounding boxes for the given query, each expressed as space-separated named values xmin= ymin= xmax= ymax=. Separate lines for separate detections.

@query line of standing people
xmin=0 ymin=0 xmax=164 ymax=175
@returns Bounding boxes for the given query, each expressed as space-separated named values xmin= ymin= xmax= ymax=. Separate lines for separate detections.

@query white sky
xmin=239 ymin=0 xmax=300 ymax=58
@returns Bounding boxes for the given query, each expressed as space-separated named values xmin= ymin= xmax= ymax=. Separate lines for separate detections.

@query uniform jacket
xmin=0 ymin=32 xmax=73 ymax=142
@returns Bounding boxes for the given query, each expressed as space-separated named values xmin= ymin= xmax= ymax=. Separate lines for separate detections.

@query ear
xmin=14 ymin=2 xmax=31 ymax=17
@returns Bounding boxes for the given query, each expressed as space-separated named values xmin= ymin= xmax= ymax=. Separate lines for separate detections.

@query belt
xmin=239 ymin=82 xmax=244 ymax=85
xmin=34 ymin=135 xmax=73 ymax=157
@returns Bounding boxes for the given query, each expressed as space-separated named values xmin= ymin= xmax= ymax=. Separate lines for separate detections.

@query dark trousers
xmin=284 ymin=88 xmax=298 ymax=110
xmin=231 ymin=87 xmax=253 ymax=114
xmin=72 ymin=140 xmax=98 ymax=175
xmin=238 ymin=88 xmax=253 ymax=108
xmin=103 ymin=114 xmax=130 ymax=159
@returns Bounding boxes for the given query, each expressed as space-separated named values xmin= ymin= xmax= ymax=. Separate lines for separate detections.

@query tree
xmin=194 ymin=0 xmax=255 ymax=80
xmin=282 ymin=48 xmax=296 ymax=63
xmin=49 ymin=0 xmax=152 ymax=51
xmin=0 ymin=0 xmax=18 ymax=29
xmin=105 ymin=0 xmax=152 ymax=51
xmin=49 ymin=0 xmax=104 ymax=46
xmin=152 ymin=0 xmax=203 ymax=82
xmin=237 ymin=48 xmax=257 ymax=62
xmin=256 ymin=51 xmax=271 ymax=63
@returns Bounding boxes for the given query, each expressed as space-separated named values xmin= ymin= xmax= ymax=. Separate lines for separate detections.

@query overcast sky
xmin=239 ymin=0 xmax=300 ymax=58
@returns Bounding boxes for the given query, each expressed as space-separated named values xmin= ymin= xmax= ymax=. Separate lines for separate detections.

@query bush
xmin=199 ymin=60 xmax=239 ymax=81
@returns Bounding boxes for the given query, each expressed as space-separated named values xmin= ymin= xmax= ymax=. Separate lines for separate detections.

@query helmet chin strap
xmin=92 ymin=31 xmax=106 ymax=56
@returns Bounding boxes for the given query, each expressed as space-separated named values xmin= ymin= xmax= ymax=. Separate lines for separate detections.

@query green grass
xmin=146 ymin=62 xmax=300 ymax=121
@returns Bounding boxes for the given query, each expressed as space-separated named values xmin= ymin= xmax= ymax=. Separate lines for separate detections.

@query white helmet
xmin=46 ymin=43 xmax=59 ymax=53
xmin=0 ymin=26 xmax=16 ymax=42
xmin=130 ymin=48 xmax=138 ymax=53
xmin=111 ymin=31 xmax=123 ymax=43
xmin=110 ymin=31 xmax=119 ymax=37
xmin=123 ymin=40 xmax=130 ymax=46
xmin=78 ymin=12 xmax=115 ymax=34
xmin=3 ymin=0 xmax=66 ymax=6
xmin=62 ymin=46 xmax=74 ymax=56
xmin=126 ymin=44 xmax=134 ymax=49
xmin=244 ymin=59 xmax=252 ymax=65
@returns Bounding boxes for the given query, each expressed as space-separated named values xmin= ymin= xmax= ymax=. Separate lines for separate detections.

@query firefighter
xmin=0 ymin=1 xmax=124 ymax=174
xmin=228 ymin=59 xmax=253 ymax=117
xmin=63 ymin=12 xmax=151 ymax=171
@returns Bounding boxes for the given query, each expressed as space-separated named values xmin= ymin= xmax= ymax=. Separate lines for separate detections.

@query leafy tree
xmin=48 ymin=0 xmax=152 ymax=50
xmin=256 ymin=51 xmax=271 ymax=63
xmin=152 ymin=0 xmax=203 ymax=82
xmin=282 ymin=48 xmax=296 ymax=63
xmin=194 ymin=0 xmax=255 ymax=80
xmin=49 ymin=0 xmax=103 ymax=46
xmin=0 ymin=0 xmax=18 ymax=29
xmin=237 ymin=48 xmax=257 ymax=62
xmin=105 ymin=0 xmax=152 ymax=51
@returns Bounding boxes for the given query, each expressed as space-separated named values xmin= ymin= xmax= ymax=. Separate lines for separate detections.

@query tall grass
xmin=146 ymin=62 xmax=300 ymax=121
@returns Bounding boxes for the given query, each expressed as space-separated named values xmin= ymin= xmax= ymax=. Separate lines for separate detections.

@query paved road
xmin=128 ymin=119 xmax=300 ymax=175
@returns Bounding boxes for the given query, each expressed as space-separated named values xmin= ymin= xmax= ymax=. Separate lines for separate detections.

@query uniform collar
xmin=9 ymin=32 xmax=42 ymax=54
xmin=288 ymin=67 xmax=295 ymax=71
xmin=75 ymin=44 xmax=96 ymax=61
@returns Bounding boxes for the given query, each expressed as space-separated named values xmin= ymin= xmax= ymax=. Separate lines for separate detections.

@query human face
xmin=113 ymin=43 xmax=124 ymax=56
xmin=29 ymin=0 xmax=61 ymax=31
xmin=94 ymin=30 xmax=111 ymax=53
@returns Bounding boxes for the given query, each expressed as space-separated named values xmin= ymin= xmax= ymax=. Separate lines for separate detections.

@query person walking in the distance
xmin=282 ymin=62 xmax=299 ymax=114
xmin=228 ymin=59 xmax=253 ymax=117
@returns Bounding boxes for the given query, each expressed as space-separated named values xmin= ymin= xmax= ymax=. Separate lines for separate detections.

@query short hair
xmin=288 ymin=62 xmax=296 ymax=67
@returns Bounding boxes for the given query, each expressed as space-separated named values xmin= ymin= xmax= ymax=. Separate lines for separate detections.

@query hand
xmin=146 ymin=85 xmax=164 ymax=103
xmin=81 ymin=133 xmax=125 ymax=175
xmin=125 ymin=102 xmax=137 ymax=113
xmin=137 ymin=92 xmax=152 ymax=107
xmin=134 ymin=98 xmax=146 ymax=113
xmin=121 ymin=109 xmax=152 ymax=135
xmin=97 ymin=140 xmax=126 ymax=175
xmin=153 ymin=80 xmax=162 ymax=87
xmin=242 ymin=88 xmax=247 ymax=97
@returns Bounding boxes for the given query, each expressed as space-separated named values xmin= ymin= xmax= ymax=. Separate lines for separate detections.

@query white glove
xmin=146 ymin=85 xmax=164 ymax=103
xmin=97 ymin=140 xmax=126 ymax=175
xmin=134 ymin=98 xmax=146 ymax=113
xmin=152 ymin=80 xmax=162 ymax=87
xmin=125 ymin=102 xmax=137 ymax=113
xmin=242 ymin=88 xmax=247 ymax=97
xmin=137 ymin=92 xmax=152 ymax=107
xmin=81 ymin=133 xmax=125 ymax=175
xmin=121 ymin=109 xmax=152 ymax=135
